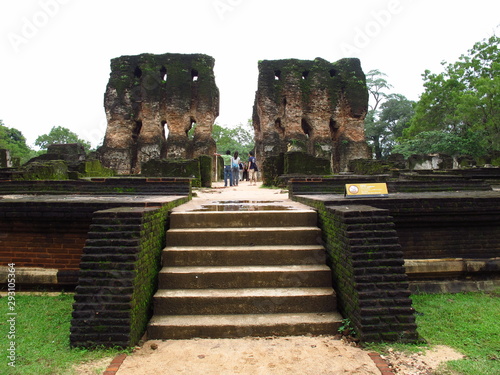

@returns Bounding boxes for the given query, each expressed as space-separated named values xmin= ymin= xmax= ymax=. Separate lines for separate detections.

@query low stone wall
xmin=301 ymin=202 xmax=418 ymax=342
xmin=0 ymin=177 xmax=192 ymax=195
xmin=0 ymin=194 xmax=189 ymax=286
xmin=293 ymin=190 xmax=500 ymax=292
xmin=70 ymin=201 xmax=187 ymax=348
xmin=288 ymin=175 xmax=492 ymax=195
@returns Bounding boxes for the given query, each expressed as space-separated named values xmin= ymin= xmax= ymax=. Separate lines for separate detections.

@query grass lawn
xmin=0 ymin=293 xmax=126 ymax=375
xmin=366 ymin=291 xmax=500 ymax=375
xmin=0 ymin=291 xmax=498 ymax=374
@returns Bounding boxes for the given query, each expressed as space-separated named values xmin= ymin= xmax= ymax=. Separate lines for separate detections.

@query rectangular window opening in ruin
xmin=329 ymin=119 xmax=339 ymax=140
xmin=274 ymin=70 xmax=281 ymax=80
xmin=191 ymin=69 xmax=199 ymax=82
xmin=187 ymin=117 xmax=197 ymax=139
xmin=132 ymin=121 xmax=143 ymax=141
xmin=134 ymin=66 xmax=142 ymax=78
xmin=160 ymin=66 xmax=167 ymax=82
xmin=161 ymin=120 xmax=168 ymax=140
xmin=275 ymin=118 xmax=284 ymax=136
xmin=329 ymin=69 xmax=337 ymax=77
xmin=301 ymin=118 xmax=312 ymax=139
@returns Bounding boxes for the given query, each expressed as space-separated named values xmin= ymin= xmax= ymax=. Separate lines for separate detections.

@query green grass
xmin=365 ymin=291 xmax=500 ymax=375
xmin=0 ymin=293 xmax=127 ymax=375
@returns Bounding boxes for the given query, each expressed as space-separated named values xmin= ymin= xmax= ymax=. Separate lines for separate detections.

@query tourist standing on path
xmin=215 ymin=150 xmax=233 ymax=187
xmin=232 ymin=151 xmax=241 ymax=186
xmin=248 ymin=151 xmax=257 ymax=185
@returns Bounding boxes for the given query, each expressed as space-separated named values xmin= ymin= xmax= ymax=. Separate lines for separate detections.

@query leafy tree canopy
xmin=213 ymin=120 xmax=254 ymax=156
xmin=402 ymin=34 xmax=500 ymax=156
xmin=0 ymin=119 xmax=36 ymax=164
xmin=35 ymin=126 xmax=91 ymax=152
xmin=364 ymin=70 xmax=414 ymax=159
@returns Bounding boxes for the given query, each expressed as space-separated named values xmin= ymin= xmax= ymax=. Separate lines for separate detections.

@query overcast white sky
xmin=0 ymin=0 xmax=499 ymax=148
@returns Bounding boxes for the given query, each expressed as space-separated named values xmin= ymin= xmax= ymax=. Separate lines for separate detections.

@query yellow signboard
xmin=345 ymin=183 xmax=389 ymax=198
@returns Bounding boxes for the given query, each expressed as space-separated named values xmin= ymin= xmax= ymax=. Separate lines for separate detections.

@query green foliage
xmin=393 ymin=130 xmax=484 ymax=158
xmin=364 ymin=72 xmax=414 ymax=159
xmin=0 ymin=294 xmax=125 ymax=375
xmin=404 ymin=35 xmax=500 ymax=156
xmin=213 ymin=120 xmax=254 ymax=155
xmin=35 ymin=126 xmax=91 ymax=152
xmin=0 ymin=119 xmax=37 ymax=164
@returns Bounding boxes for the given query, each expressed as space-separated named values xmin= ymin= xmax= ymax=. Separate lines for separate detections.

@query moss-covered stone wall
xmin=141 ymin=158 xmax=202 ymax=187
xmin=70 ymin=199 xmax=188 ymax=348
xmin=253 ymin=57 xmax=371 ymax=175
xmin=296 ymin=200 xmax=418 ymax=342
xmin=101 ymin=53 xmax=219 ymax=174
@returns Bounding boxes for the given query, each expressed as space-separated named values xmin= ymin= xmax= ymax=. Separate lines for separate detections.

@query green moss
xmin=108 ymin=53 xmax=218 ymax=112
xmin=257 ymin=57 xmax=367 ymax=115
xmin=141 ymin=158 xmax=201 ymax=187
xmin=284 ymin=152 xmax=330 ymax=175
xmin=262 ymin=153 xmax=285 ymax=186
xmin=198 ymin=155 xmax=212 ymax=188
xmin=14 ymin=160 xmax=69 ymax=180
xmin=76 ymin=160 xmax=116 ymax=178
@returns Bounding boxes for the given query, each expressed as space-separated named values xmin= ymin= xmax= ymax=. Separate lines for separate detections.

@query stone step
xmin=158 ymin=265 xmax=332 ymax=289
xmin=153 ymin=287 xmax=336 ymax=315
xmin=162 ymin=245 xmax=327 ymax=266
xmin=165 ymin=227 xmax=322 ymax=246
xmin=169 ymin=210 xmax=318 ymax=228
xmin=148 ymin=312 xmax=344 ymax=339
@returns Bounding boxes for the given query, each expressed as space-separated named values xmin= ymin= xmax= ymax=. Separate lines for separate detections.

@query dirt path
xmin=115 ymin=336 xmax=381 ymax=375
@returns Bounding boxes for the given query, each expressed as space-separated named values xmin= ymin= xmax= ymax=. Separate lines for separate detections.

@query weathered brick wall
xmin=293 ymin=191 xmax=500 ymax=261
xmin=0 ymin=220 xmax=88 ymax=270
xmin=288 ymin=176 xmax=492 ymax=195
xmin=70 ymin=198 xmax=188 ymax=348
xmin=0 ymin=177 xmax=191 ymax=195
xmin=306 ymin=201 xmax=418 ymax=342
xmin=0 ymin=194 xmax=190 ymax=285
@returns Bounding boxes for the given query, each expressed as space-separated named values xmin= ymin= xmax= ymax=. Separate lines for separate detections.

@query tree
xmin=0 ymin=120 xmax=36 ymax=164
xmin=377 ymin=94 xmax=415 ymax=156
xmin=402 ymin=34 xmax=500 ymax=157
xmin=212 ymin=120 xmax=254 ymax=155
xmin=35 ymin=126 xmax=91 ymax=152
xmin=366 ymin=69 xmax=393 ymax=112
xmin=364 ymin=71 xmax=413 ymax=158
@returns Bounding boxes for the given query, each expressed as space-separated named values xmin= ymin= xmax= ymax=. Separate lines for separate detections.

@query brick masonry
xmin=0 ymin=194 xmax=189 ymax=285
xmin=70 ymin=198 xmax=188 ymax=348
xmin=306 ymin=202 xmax=418 ymax=342
xmin=0 ymin=177 xmax=192 ymax=195
xmin=288 ymin=175 xmax=493 ymax=195
xmin=293 ymin=190 xmax=500 ymax=262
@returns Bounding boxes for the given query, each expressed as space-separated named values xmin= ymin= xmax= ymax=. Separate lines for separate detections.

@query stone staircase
xmin=147 ymin=207 xmax=342 ymax=339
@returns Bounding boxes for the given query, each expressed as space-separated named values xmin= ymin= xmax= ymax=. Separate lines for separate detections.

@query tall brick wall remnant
xmin=253 ymin=58 xmax=371 ymax=173
xmin=99 ymin=53 xmax=219 ymax=174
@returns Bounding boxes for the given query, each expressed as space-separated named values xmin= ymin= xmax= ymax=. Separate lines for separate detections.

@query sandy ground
xmin=82 ymin=181 xmax=465 ymax=375
xmin=115 ymin=336 xmax=380 ymax=375
xmin=106 ymin=337 xmax=464 ymax=375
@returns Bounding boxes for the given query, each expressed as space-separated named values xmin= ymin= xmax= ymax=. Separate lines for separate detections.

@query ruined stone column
xmin=252 ymin=57 xmax=371 ymax=173
xmin=100 ymin=53 xmax=219 ymax=174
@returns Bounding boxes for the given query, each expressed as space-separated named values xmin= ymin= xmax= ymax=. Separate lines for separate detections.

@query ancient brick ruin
xmin=252 ymin=58 xmax=371 ymax=173
xmin=99 ymin=53 xmax=219 ymax=174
